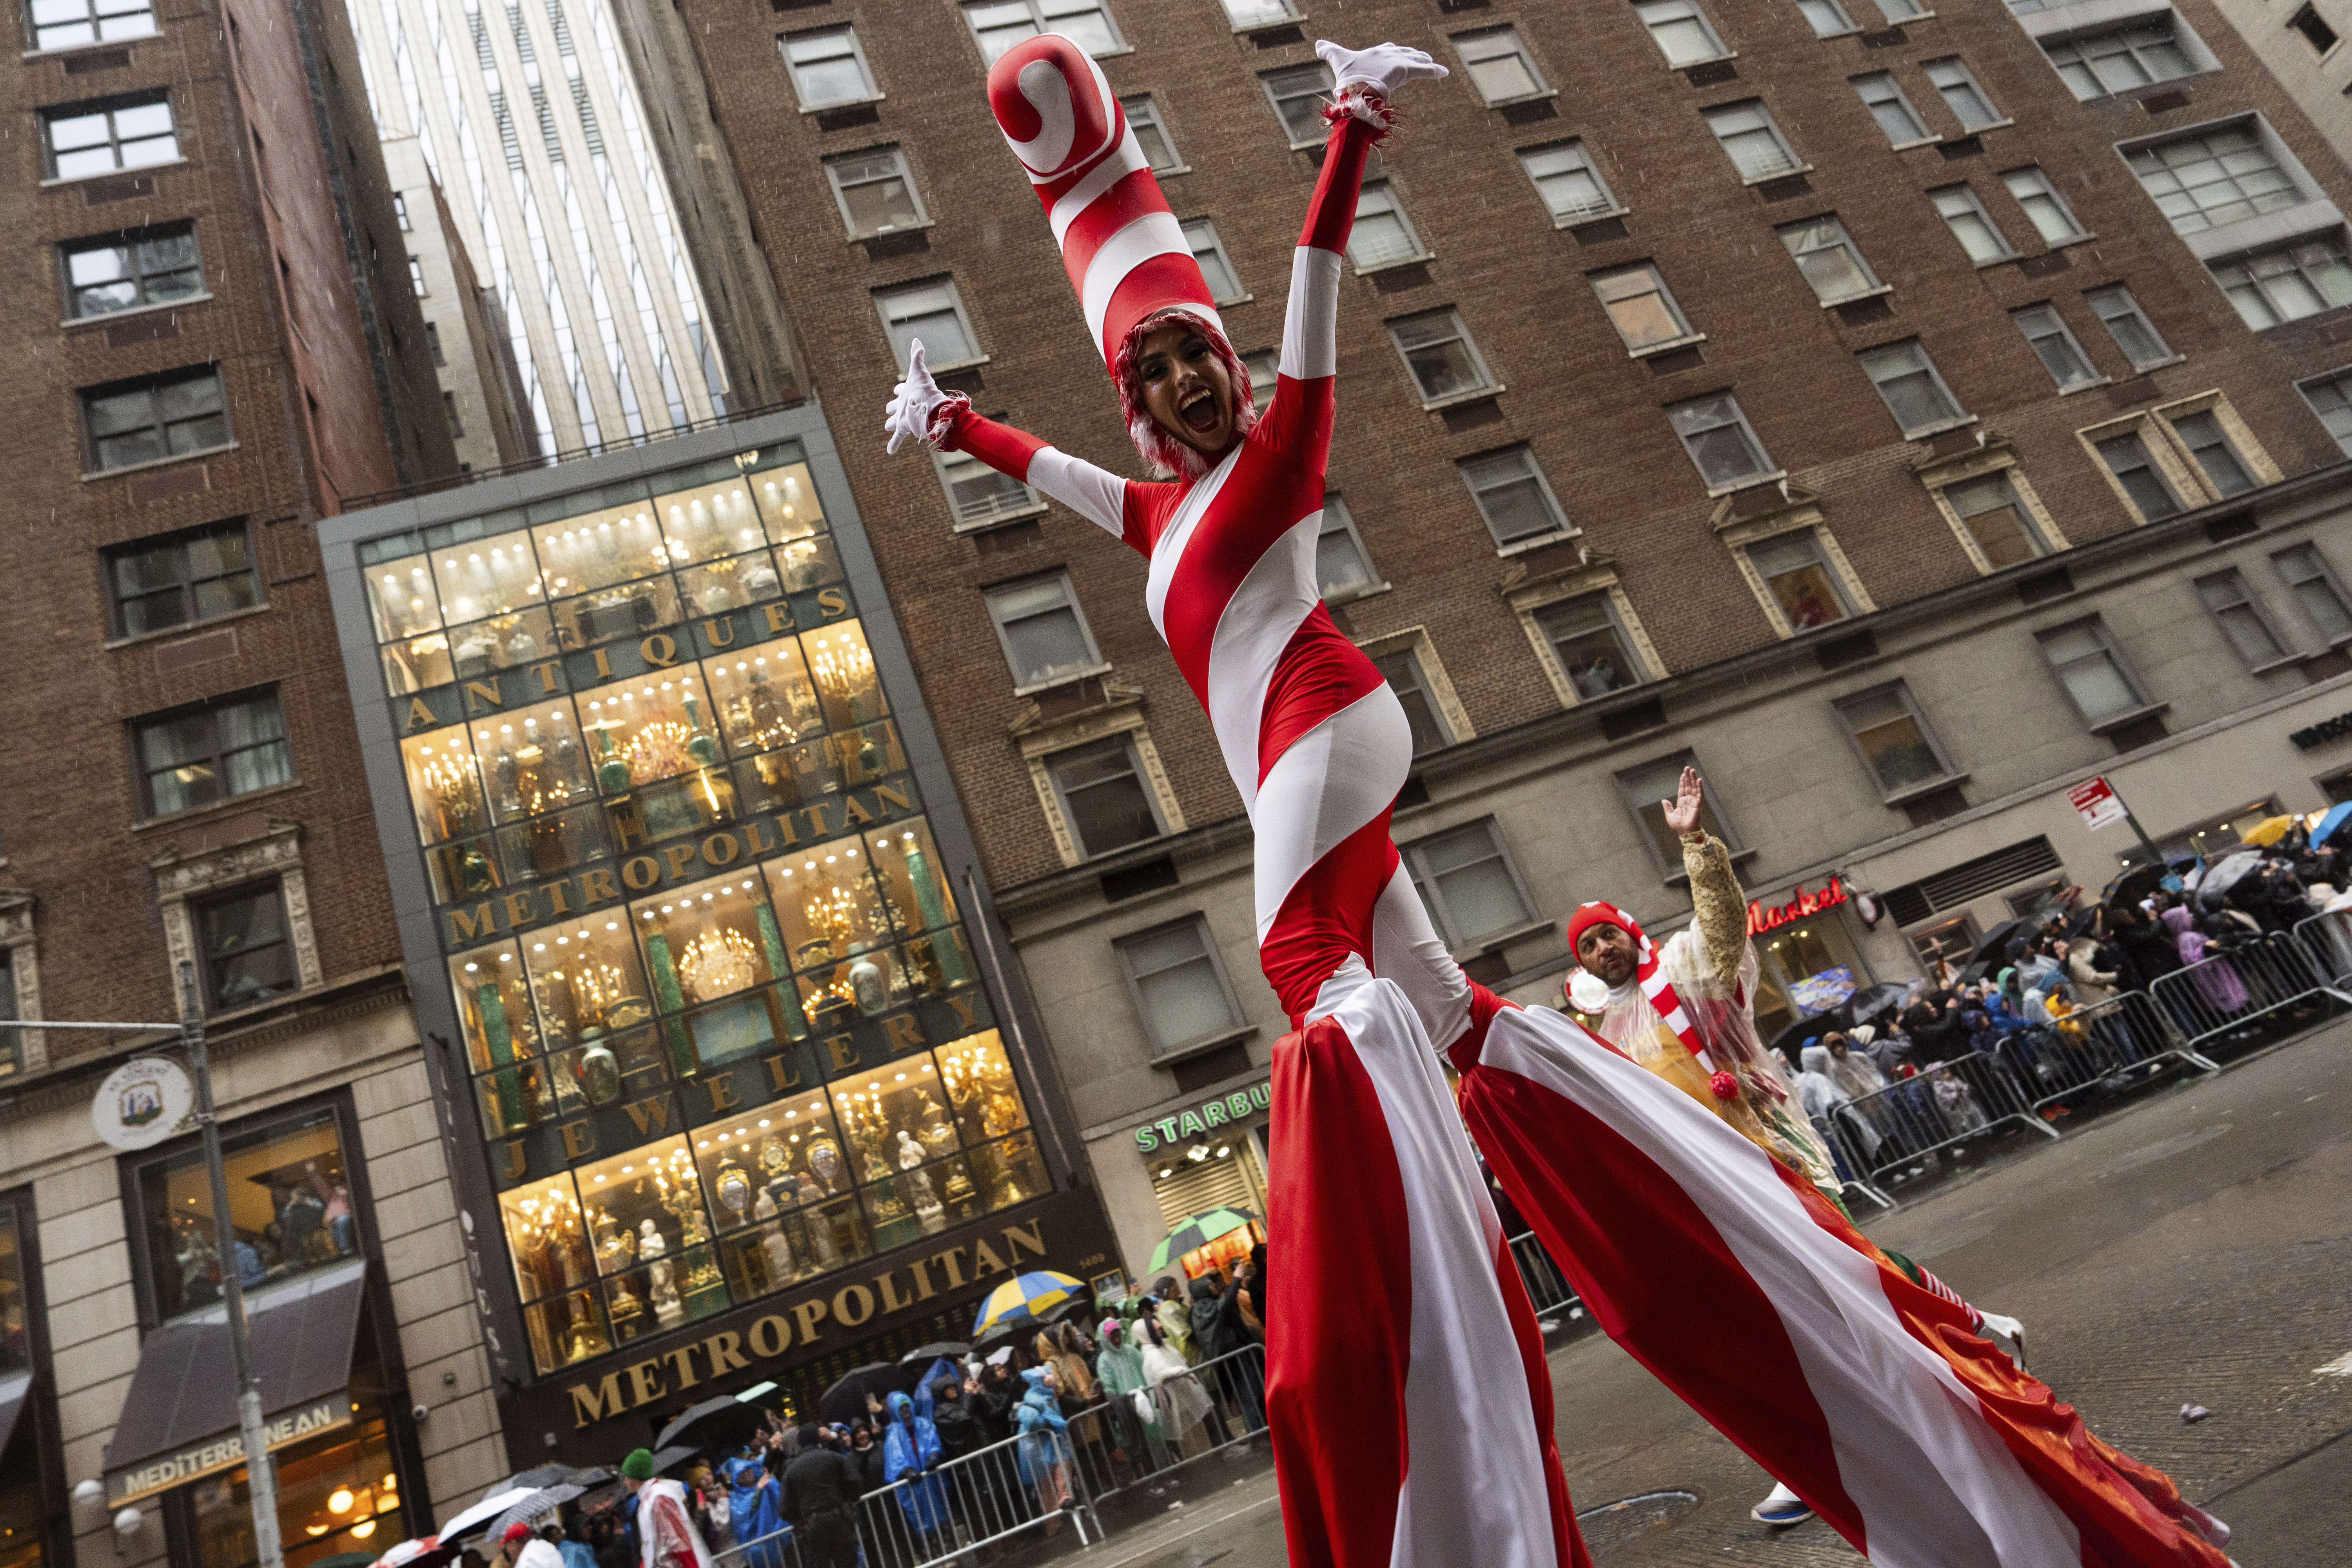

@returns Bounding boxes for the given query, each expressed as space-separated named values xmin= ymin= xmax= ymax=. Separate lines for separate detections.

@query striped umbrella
xmin=970 ymin=1270 xmax=1087 ymax=1336
xmin=1147 ymin=1207 xmax=1260 ymax=1274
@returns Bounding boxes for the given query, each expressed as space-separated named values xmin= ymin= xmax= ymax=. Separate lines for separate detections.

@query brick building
xmin=0 ymin=0 xmax=513 ymax=1558
xmin=621 ymin=0 xmax=2352 ymax=1278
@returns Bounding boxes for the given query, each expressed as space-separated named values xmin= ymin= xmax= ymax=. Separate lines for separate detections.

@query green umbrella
xmin=1148 ymin=1207 xmax=1261 ymax=1273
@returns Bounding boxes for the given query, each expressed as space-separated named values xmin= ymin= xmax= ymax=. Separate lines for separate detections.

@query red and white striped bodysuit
xmin=942 ymin=37 xmax=2233 ymax=1568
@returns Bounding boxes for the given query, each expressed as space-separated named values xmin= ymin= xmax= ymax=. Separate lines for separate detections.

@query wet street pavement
xmin=1060 ymin=1013 xmax=2351 ymax=1566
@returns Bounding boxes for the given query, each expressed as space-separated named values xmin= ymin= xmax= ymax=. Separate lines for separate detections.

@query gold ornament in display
xmin=678 ymin=927 xmax=758 ymax=1002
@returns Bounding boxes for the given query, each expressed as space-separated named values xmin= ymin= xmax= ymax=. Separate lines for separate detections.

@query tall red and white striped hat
xmin=986 ymin=34 xmax=1229 ymax=364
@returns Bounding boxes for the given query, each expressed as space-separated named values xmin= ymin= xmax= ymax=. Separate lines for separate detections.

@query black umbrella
xmin=1843 ymin=982 xmax=1910 ymax=1028
xmin=818 ymin=1361 xmax=920 ymax=1424
xmin=1765 ymin=1006 xmax=1848 ymax=1062
xmin=647 ymin=1444 xmax=698 ymax=1475
xmin=898 ymin=1341 xmax=971 ymax=1367
xmin=494 ymin=1463 xmax=574 ymax=1493
xmin=1968 ymin=918 xmax=2036 ymax=966
xmin=485 ymin=1483 xmax=585 ymax=1541
xmin=655 ymin=1394 xmax=768 ymax=1452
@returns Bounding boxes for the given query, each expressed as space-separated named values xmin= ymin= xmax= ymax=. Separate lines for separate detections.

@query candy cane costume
xmin=886 ymin=34 xmax=2233 ymax=1568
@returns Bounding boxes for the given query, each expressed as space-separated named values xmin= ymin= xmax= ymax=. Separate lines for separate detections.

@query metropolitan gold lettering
xmin=502 ymin=891 xmax=537 ymax=929
xmin=969 ymin=1239 xmax=1007 ymax=1279
xmin=622 ymin=856 xmax=660 ymax=891
xmin=703 ymin=617 xmax=737 ymax=649
xmin=792 ymin=1296 xmax=829 ymax=1345
xmin=882 ymin=1015 xmax=924 ymax=1054
xmin=876 ymin=1270 xmax=915 ymax=1314
xmin=706 ymin=1073 xmax=742 ymax=1114
xmin=641 ymin=633 xmax=678 ymax=668
xmin=764 ymin=1054 xmax=804 ymax=1094
xmin=624 ymin=1359 xmax=666 ymax=1407
xmin=559 ymin=1119 xmax=594 ymax=1160
xmin=907 ymin=1258 xmax=938 ymax=1300
xmin=702 ymin=831 xmax=741 ymax=867
xmin=742 ymin=818 xmax=779 ymax=855
xmin=747 ymin=1314 xmax=791 ymax=1358
xmin=704 ymin=1330 xmax=751 ymax=1376
xmin=661 ymin=1343 xmax=702 ymax=1390
xmin=448 ymin=902 xmax=498 ymax=942
xmin=1002 ymin=1220 xmax=1047 ymax=1262
xmin=817 ymin=587 xmax=849 ymax=619
xmin=663 ymin=844 xmax=697 ymax=880
xmin=798 ymin=805 xmax=831 ymax=840
xmin=590 ymin=647 xmax=614 ymax=679
xmin=405 ymin=698 xmax=435 ymax=730
xmin=497 ymin=1140 xmax=527 ymax=1181
xmin=931 ymin=1246 xmax=968 ymax=1289
xmin=621 ymin=1096 xmax=673 ymax=1134
xmin=580 ymin=867 xmax=621 ymax=904
xmin=943 ymin=994 xmax=980 ymax=1032
xmin=842 ymin=796 xmax=875 ymax=826
xmin=825 ymin=1033 xmax=858 ymax=1073
xmin=531 ymin=659 xmax=565 ymax=695
xmin=466 ymin=678 xmax=503 ymax=713
xmin=762 ymin=603 xmax=794 ymax=634
xmin=571 ymin=1372 xmax=628 ymax=1428
xmin=874 ymin=782 xmax=913 ymax=814
xmin=832 ymin=1283 xmax=875 ymax=1327
xmin=546 ymin=880 xmax=574 ymax=916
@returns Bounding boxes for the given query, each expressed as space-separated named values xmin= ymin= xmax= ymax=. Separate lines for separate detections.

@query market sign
xmin=91 ymin=1057 xmax=194 ymax=1152
xmin=2067 ymin=776 xmax=2129 ymax=832
xmin=1132 ymin=1081 xmax=1272 ymax=1154
xmin=105 ymin=1396 xmax=352 ymax=1506
xmin=1745 ymin=877 xmax=1847 ymax=938
xmin=2288 ymin=710 xmax=2352 ymax=750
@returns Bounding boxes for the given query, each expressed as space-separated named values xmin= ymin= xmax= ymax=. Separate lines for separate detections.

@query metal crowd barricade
xmin=853 ymin=1423 xmax=1096 ymax=1568
xmin=710 ymin=1523 xmax=810 ymax=1568
xmin=2294 ymin=907 xmax=2352 ymax=989
xmin=1068 ymin=1343 xmax=1269 ymax=1511
xmin=1835 ymin=1050 xmax=2058 ymax=1187
xmin=1811 ymin=1113 xmax=1896 ymax=1212
xmin=2148 ymin=932 xmax=2350 ymax=1056
xmin=2005 ymin=989 xmax=2217 ymax=1115
xmin=1507 ymin=1230 xmax=1583 ymax=1317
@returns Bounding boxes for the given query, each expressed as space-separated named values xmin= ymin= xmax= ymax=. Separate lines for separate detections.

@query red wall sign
xmin=1747 ymin=876 xmax=1847 ymax=937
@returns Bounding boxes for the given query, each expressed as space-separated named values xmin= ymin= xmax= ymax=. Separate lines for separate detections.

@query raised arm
xmin=885 ymin=339 xmax=1151 ymax=551
xmin=1264 ymin=40 xmax=1448 ymax=452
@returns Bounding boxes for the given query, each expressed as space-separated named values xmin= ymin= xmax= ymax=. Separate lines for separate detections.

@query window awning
xmin=0 ymin=1368 xmax=32 ymax=1459
xmin=103 ymin=1260 xmax=368 ymax=1507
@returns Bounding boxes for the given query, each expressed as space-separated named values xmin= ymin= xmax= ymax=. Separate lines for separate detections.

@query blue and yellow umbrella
xmin=971 ymin=1270 xmax=1088 ymax=1337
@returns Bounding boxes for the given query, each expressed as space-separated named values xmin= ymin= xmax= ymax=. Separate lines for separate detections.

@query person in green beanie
xmin=619 ymin=1448 xmax=713 ymax=1568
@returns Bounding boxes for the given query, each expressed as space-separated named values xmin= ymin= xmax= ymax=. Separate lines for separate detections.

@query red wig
xmin=1111 ymin=307 xmax=1260 ymax=480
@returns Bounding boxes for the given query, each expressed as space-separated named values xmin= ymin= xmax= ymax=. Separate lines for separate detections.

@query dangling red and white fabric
xmin=1452 ymin=1003 xmax=2236 ymax=1568
xmin=1564 ymin=900 xmax=1737 ymax=1100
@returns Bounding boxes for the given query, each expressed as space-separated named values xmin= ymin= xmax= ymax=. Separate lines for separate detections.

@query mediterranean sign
xmin=91 ymin=1057 xmax=194 ymax=1152
xmin=1745 ymin=877 xmax=1848 ymax=938
xmin=105 ymin=1395 xmax=352 ymax=1506
xmin=2067 ymin=776 xmax=2129 ymax=832
xmin=2288 ymin=710 xmax=2352 ymax=750
xmin=1132 ymin=1081 xmax=1272 ymax=1154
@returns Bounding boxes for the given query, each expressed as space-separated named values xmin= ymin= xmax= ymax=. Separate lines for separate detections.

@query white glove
xmin=1314 ymin=39 xmax=1448 ymax=100
xmin=883 ymin=338 xmax=951 ymax=455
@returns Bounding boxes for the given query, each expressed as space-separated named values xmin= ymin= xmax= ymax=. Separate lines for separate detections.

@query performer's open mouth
xmin=1178 ymin=387 xmax=1222 ymax=434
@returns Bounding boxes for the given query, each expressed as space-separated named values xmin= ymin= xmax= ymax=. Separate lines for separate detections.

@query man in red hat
xmin=499 ymin=1520 xmax=563 ymax=1568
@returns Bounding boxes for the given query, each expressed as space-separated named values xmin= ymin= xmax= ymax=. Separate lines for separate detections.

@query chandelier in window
xmin=678 ymin=926 xmax=758 ymax=1002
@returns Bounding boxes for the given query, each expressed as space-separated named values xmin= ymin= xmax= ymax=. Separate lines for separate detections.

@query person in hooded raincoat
xmin=1013 ymin=1368 xmax=1074 ymax=1531
xmin=880 ymin=1390 xmax=951 ymax=1544
xmin=1138 ymin=1314 xmax=1213 ymax=1457
xmin=1093 ymin=1316 xmax=1168 ymax=1473
xmin=719 ymin=1452 xmax=786 ymax=1568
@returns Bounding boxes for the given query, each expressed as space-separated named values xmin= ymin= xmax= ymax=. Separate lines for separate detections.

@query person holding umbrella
xmin=500 ymin=1521 xmax=564 ymax=1568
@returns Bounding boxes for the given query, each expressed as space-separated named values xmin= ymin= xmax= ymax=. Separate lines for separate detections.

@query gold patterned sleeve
xmin=1682 ymin=833 xmax=1750 ymax=990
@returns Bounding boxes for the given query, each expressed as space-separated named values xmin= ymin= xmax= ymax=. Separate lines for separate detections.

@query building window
xmin=1877 ymin=0 xmax=1926 ymax=20
xmin=27 ymin=0 xmax=156 ymax=49
xmin=425 ymin=321 xmax=445 ymax=365
xmin=1316 ymin=495 xmax=1379 ymax=599
xmin=1519 ymin=140 xmax=1619 ymax=223
xmin=2088 ymin=285 xmax=2172 ymax=369
xmin=985 ymin=573 xmax=1103 ymax=689
xmin=82 ymin=364 xmax=229 ymax=472
xmin=2274 ymin=541 xmax=2352 ymax=640
xmin=1668 ymin=392 xmax=1775 ymax=489
xmin=1853 ymin=72 xmax=1931 ymax=145
xmin=2038 ymin=620 xmax=2148 ymax=722
xmin=937 ymin=444 xmax=1042 ymax=528
xmin=1779 ymin=215 xmax=1881 ymax=304
xmin=1454 ymin=26 xmax=1548 ymax=105
xmin=134 ymin=1103 xmax=359 ymax=1317
xmin=1116 ymin=917 xmax=1244 ymax=1057
xmin=875 ymin=278 xmax=976 ymax=370
xmin=1591 ymin=262 xmax=1696 ymax=353
xmin=1537 ymin=593 xmax=1646 ymax=699
xmin=1180 ymin=218 xmax=1245 ymax=303
xmin=2301 ymin=369 xmax=2352 ymax=453
xmin=779 ymin=27 xmax=877 ymax=109
xmin=61 ymin=223 xmax=201 ymax=318
xmin=1372 ymin=647 xmax=1454 ymax=755
xmin=1122 ymin=94 xmax=1182 ymax=172
xmin=2169 ymin=408 xmax=2255 ymax=495
xmin=1349 ymin=180 xmax=1427 ymax=271
xmin=2129 ymin=126 xmax=2302 ymax=236
xmin=44 ymin=92 xmax=177 ymax=178
xmin=1836 ymin=684 xmax=1953 ymax=795
xmin=443 ymin=390 xmax=463 ymax=438
xmin=393 ymin=192 xmax=411 ymax=230
xmin=0 ymin=948 xmax=25 ymax=1080
xmin=1635 ymin=0 xmax=1729 ymax=67
xmin=1794 ymin=0 xmax=1856 ymax=38
xmin=408 ymin=256 xmax=427 ymax=297
xmin=1045 ymin=737 xmax=1164 ymax=858
xmin=105 ymin=517 xmax=261 ymax=638
xmin=1749 ymin=529 xmax=1851 ymax=630
xmin=1402 ymin=820 xmax=1535 ymax=947
xmin=2043 ymin=20 xmax=2199 ymax=100
xmin=1858 ymin=339 xmax=1966 ymax=435
xmin=2013 ymin=303 xmax=2100 ymax=389
xmin=1243 ymin=350 xmax=1278 ymax=404
xmin=1617 ymin=751 xmax=1734 ymax=868
xmin=1703 ymin=100 xmax=1801 ymax=182
xmin=2197 ymin=570 xmax=2288 ymax=666
xmin=1259 ymin=62 xmax=1335 ymax=147
xmin=1389 ymin=308 xmax=1497 ymax=405
xmin=963 ymin=0 xmax=1123 ymax=66
xmin=192 ymin=882 xmax=299 ymax=1011
xmin=2290 ymin=3 xmax=2339 ymax=54
xmin=134 ymin=688 xmax=292 ymax=817
xmin=2209 ymin=236 xmax=2352 ymax=329
xmin=1218 ymin=0 xmax=1297 ymax=27
xmin=1458 ymin=446 xmax=1571 ymax=547
xmin=2095 ymin=431 xmax=2181 ymax=519
xmin=824 ymin=147 xmax=926 ymax=238
xmin=2002 ymin=167 xmax=2086 ymax=245
xmin=1931 ymin=185 xmax=2014 ymax=263
xmin=1923 ymin=56 xmax=2002 ymax=129
xmin=1941 ymin=470 xmax=2049 ymax=567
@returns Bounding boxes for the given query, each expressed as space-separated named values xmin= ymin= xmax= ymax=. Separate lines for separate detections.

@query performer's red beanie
xmin=1564 ymin=900 xmax=1635 ymax=957
xmin=503 ymin=1522 xmax=535 ymax=1546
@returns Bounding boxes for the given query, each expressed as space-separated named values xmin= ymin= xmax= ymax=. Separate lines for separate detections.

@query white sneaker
xmin=1749 ymin=1482 xmax=1813 ymax=1527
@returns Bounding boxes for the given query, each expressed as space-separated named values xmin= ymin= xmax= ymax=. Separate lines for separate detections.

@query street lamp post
xmin=2 ymin=961 xmax=284 ymax=1568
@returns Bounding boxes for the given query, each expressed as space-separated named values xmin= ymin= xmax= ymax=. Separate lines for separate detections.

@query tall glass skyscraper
xmin=347 ymin=0 xmax=728 ymax=455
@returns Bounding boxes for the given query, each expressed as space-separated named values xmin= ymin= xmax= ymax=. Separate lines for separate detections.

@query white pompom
xmin=1567 ymin=969 xmax=1610 ymax=1013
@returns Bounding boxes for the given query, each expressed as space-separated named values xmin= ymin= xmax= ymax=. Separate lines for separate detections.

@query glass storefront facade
xmin=1752 ymin=907 xmax=1873 ymax=1042
xmin=352 ymin=443 xmax=1045 ymax=1376
xmin=138 ymin=1104 xmax=359 ymax=1319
